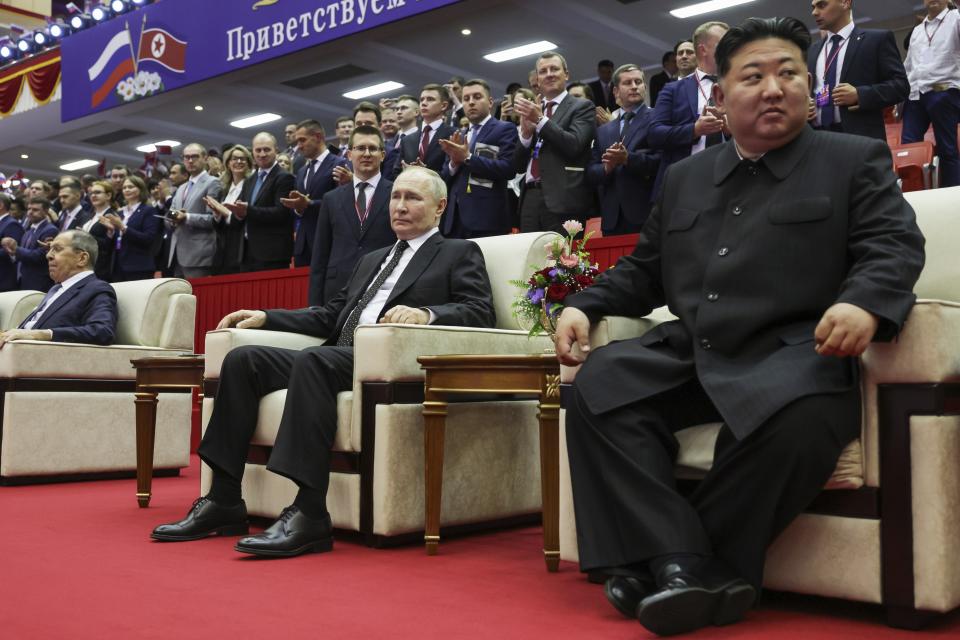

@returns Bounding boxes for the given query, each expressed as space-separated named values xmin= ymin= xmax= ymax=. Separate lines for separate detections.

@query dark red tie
xmin=530 ymin=102 xmax=556 ymax=182
xmin=418 ymin=125 xmax=432 ymax=162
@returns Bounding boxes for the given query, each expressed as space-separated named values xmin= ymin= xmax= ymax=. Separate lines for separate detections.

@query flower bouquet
xmin=512 ymin=220 xmax=599 ymax=337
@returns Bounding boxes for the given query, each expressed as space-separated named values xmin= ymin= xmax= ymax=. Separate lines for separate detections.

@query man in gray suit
xmin=512 ymin=52 xmax=596 ymax=233
xmin=168 ymin=143 xmax=222 ymax=278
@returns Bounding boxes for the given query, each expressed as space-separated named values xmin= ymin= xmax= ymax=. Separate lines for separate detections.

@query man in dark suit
xmin=513 ymin=52 xmax=597 ymax=233
xmin=222 ymin=132 xmax=296 ymax=272
xmin=395 ymin=84 xmax=456 ymax=177
xmin=56 ymin=183 xmax=93 ymax=232
xmin=3 ymin=197 xmax=58 ymax=292
xmin=588 ymin=59 xmax=617 ymax=112
xmin=0 ymin=194 xmax=24 ymax=292
xmin=649 ymin=21 xmax=729 ymax=200
xmin=281 ymin=120 xmax=348 ymax=267
xmin=649 ymin=52 xmax=678 ymax=108
xmin=152 ymin=167 xmax=496 ymax=558
xmin=0 ymin=230 xmax=117 ymax=346
xmin=587 ymin=64 xmax=661 ymax=235
xmin=301 ymin=126 xmax=395 ymax=306
xmin=809 ymin=0 xmax=908 ymax=141
xmin=555 ymin=18 xmax=924 ymax=635
xmin=439 ymin=79 xmax=518 ymax=238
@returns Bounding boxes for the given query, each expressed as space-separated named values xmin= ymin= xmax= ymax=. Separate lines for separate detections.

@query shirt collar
xmin=401 ymin=126 xmax=419 ymax=136
xmin=830 ymin=21 xmax=856 ymax=39
xmin=696 ymin=68 xmax=716 ymax=82
xmin=399 ymin=226 xmax=439 ymax=253
xmin=924 ymin=8 xmax=949 ymax=24
xmin=470 ymin=115 xmax=492 ymax=129
xmin=423 ymin=118 xmax=445 ymax=131
xmin=0 ymin=213 xmax=8 ymax=224
xmin=60 ymin=270 xmax=94 ymax=291
xmin=714 ymin=126 xmax=812 ymax=185
xmin=66 ymin=205 xmax=82 ymax=218
xmin=189 ymin=170 xmax=209 ymax=185
xmin=257 ymin=162 xmax=276 ymax=176
xmin=312 ymin=149 xmax=330 ymax=166
xmin=353 ymin=172 xmax=381 ymax=189
xmin=544 ymin=90 xmax=568 ymax=107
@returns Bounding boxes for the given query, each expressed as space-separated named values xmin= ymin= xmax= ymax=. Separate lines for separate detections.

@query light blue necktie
xmin=249 ymin=170 xmax=267 ymax=204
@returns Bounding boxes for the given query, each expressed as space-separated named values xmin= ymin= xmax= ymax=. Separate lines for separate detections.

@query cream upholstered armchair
xmin=0 ymin=278 xmax=196 ymax=482
xmin=202 ymin=232 xmax=559 ymax=545
xmin=558 ymin=186 xmax=960 ymax=628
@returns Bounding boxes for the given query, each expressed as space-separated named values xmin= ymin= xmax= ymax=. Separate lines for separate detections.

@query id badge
xmin=815 ymin=86 xmax=830 ymax=108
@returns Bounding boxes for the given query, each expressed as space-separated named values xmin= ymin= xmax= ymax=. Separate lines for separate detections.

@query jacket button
xmin=700 ymin=338 xmax=712 ymax=350
xmin=732 ymin=206 xmax=742 ymax=216
xmin=718 ymin=247 xmax=729 ymax=256
xmin=707 ymin=292 xmax=719 ymax=302
xmin=747 ymin=165 xmax=759 ymax=176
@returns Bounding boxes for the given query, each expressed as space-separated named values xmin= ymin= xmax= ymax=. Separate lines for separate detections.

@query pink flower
xmin=562 ymin=220 xmax=584 ymax=236
xmin=559 ymin=253 xmax=579 ymax=268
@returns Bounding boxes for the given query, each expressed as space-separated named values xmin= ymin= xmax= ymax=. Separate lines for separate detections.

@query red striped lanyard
xmin=695 ymin=74 xmax=712 ymax=104
xmin=354 ymin=184 xmax=372 ymax=224
xmin=924 ymin=18 xmax=944 ymax=45
xmin=821 ymin=36 xmax=849 ymax=84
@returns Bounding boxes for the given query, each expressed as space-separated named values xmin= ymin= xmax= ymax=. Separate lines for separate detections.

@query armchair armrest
xmin=0 ymin=290 xmax=44 ymax=331
xmin=204 ymin=328 xmax=327 ymax=379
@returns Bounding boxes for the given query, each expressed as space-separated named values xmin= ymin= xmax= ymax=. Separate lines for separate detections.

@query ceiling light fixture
xmin=136 ymin=140 xmax=181 ymax=153
xmin=229 ymin=112 xmax=282 ymax=129
xmin=669 ymin=0 xmax=756 ymax=19
xmin=461 ymin=28 xmax=472 ymax=36
xmin=483 ymin=40 xmax=557 ymax=63
xmin=343 ymin=81 xmax=404 ymax=100
xmin=20 ymin=154 xmax=29 ymax=159
xmin=60 ymin=159 xmax=101 ymax=171
xmin=194 ymin=105 xmax=204 ymax=111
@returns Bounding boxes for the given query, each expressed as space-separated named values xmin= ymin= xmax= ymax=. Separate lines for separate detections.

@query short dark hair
xmin=110 ymin=164 xmax=129 ymax=176
xmin=169 ymin=161 xmax=186 ymax=174
xmin=598 ymin=59 xmax=614 ymax=68
xmin=353 ymin=101 xmax=382 ymax=124
xmin=462 ymin=79 xmax=491 ymax=96
xmin=715 ymin=16 xmax=812 ymax=78
xmin=349 ymin=125 xmax=385 ymax=149
xmin=296 ymin=119 xmax=325 ymax=136
xmin=28 ymin=196 xmax=50 ymax=210
xmin=447 ymin=75 xmax=465 ymax=85
xmin=421 ymin=83 xmax=451 ymax=105
xmin=662 ymin=51 xmax=676 ymax=65
xmin=566 ymin=81 xmax=595 ymax=101
xmin=335 ymin=116 xmax=353 ymax=126
xmin=674 ymin=40 xmax=693 ymax=55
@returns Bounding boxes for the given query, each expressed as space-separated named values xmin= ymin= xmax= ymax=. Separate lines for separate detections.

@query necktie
xmin=336 ymin=240 xmax=410 ymax=347
xmin=395 ymin=133 xmax=405 ymax=150
xmin=249 ymin=170 xmax=267 ymax=204
xmin=355 ymin=182 xmax=369 ymax=225
xmin=303 ymin=160 xmax=317 ymax=191
xmin=530 ymin=102 xmax=556 ymax=182
xmin=820 ymin=34 xmax=843 ymax=128
xmin=181 ymin=180 xmax=193 ymax=207
xmin=20 ymin=283 xmax=63 ymax=328
xmin=620 ymin=111 xmax=635 ymax=138
xmin=469 ymin=124 xmax=481 ymax=153
xmin=418 ymin=125 xmax=433 ymax=162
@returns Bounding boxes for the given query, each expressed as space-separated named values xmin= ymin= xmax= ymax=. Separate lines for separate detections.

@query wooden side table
xmin=417 ymin=353 xmax=561 ymax=572
xmin=131 ymin=355 xmax=205 ymax=507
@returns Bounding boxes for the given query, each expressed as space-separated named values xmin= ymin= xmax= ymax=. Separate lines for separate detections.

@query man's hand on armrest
xmin=0 ymin=328 xmax=53 ymax=347
xmin=555 ymin=307 xmax=591 ymax=366
xmin=814 ymin=302 xmax=878 ymax=358
xmin=217 ymin=309 xmax=267 ymax=330
xmin=379 ymin=305 xmax=430 ymax=325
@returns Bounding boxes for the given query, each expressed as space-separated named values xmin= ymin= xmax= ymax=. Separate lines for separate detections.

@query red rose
xmin=575 ymin=275 xmax=594 ymax=288
xmin=547 ymin=283 xmax=571 ymax=301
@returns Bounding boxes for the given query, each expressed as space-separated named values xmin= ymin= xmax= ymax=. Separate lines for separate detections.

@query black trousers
xmin=565 ymin=377 xmax=860 ymax=589
xmin=198 ymin=345 xmax=354 ymax=506
xmin=519 ymin=187 xmax=566 ymax=234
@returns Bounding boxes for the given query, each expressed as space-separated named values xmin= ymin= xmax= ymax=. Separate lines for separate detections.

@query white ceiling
xmin=0 ymin=0 xmax=926 ymax=180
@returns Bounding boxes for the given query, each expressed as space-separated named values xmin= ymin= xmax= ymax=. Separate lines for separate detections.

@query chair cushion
xmin=112 ymin=278 xmax=193 ymax=346
xmin=251 ymin=389 xmax=355 ymax=452
xmin=0 ymin=340 xmax=189 ymax=379
xmin=905 ymin=186 xmax=960 ymax=301
xmin=0 ymin=290 xmax=44 ymax=330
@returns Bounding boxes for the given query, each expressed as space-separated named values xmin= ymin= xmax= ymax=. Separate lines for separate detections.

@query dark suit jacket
xmin=308 ymin=178 xmax=394 ymax=307
xmin=86 ymin=212 xmax=117 ymax=282
xmin=440 ymin=118 xmax=518 ymax=236
xmin=649 ymin=74 xmax=702 ymax=200
xmin=807 ymin=27 xmax=908 ymax=140
xmin=114 ymin=203 xmax=162 ymax=275
xmin=16 ymin=220 xmax=58 ymax=291
xmin=269 ymin=232 xmax=496 ymax=342
xmin=397 ymin=123 xmax=456 ymax=176
xmin=0 ymin=214 xmax=25 ymax=292
xmin=567 ymin=128 xmax=924 ymax=440
xmin=588 ymin=79 xmax=616 ymax=111
xmin=514 ymin=94 xmax=597 ymax=216
xmin=58 ymin=206 xmax=93 ymax=232
xmin=25 ymin=273 xmax=117 ymax=344
xmin=648 ymin=71 xmax=673 ymax=107
xmin=587 ymin=105 xmax=661 ymax=232
xmin=293 ymin=153 xmax=348 ymax=267
xmin=237 ymin=164 xmax=296 ymax=264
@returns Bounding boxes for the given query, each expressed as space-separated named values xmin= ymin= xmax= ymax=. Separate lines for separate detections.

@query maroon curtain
xmin=0 ymin=50 xmax=61 ymax=115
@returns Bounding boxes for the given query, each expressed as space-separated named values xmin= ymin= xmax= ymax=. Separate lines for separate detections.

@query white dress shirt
xmin=357 ymin=226 xmax=439 ymax=327
xmin=60 ymin=205 xmax=83 ymax=230
xmin=518 ymin=90 xmax=569 ymax=182
xmin=301 ymin=149 xmax=330 ymax=192
xmin=23 ymin=270 xmax=94 ymax=330
xmin=813 ymin=21 xmax=855 ymax=125
xmin=418 ymin=119 xmax=445 ymax=150
xmin=448 ymin=114 xmax=491 ymax=174
xmin=396 ymin=126 xmax=419 ymax=149
xmin=352 ymin=172 xmax=382 ymax=222
xmin=691 ymin=68 xmax=719 ymax=154
xmin=905 ymin=9 xmax=960 ymax=100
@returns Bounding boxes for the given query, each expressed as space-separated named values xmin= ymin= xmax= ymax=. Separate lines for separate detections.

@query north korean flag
xmin=138 ymin=28 xmax=187 ymax=73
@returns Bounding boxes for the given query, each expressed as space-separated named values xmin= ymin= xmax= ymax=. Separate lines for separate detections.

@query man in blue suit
xmin=0 ymin=229 xmax=117 ymax=346
xmin=649 ymin=21 xmax=729 ymax=200
xmin=809 ymin=0 xmax=908 ymax=141
xmin=587 ymin=65 xmax=661 ymax=235
xmin=439 ymin=79 xmax=518 ymax=239
xmin=2 ymin=197 xmax=58 ymax=292
xmin=0 ymin=194 xmax=24 ymax=292
xmin=282 ymin=120 xmax=349 ymax=267
xmin=306 ymin=126 xmax=395 ymax=307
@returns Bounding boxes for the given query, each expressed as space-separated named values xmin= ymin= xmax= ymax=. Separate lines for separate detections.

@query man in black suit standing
xmin=555 ymin=17 xmax=924 ymax=636
xmin=588 ymin=59 xmax=617 ymax=112
xmin=222 ymin=132 xmax=296 ymax=272
xmin=56 ymin=183 xmax=92 ymax=232
xmin=648 ymin=52 xmax=678 ymax=107
xmin=152 ymin=166 xmax=496 ymax=558
xmin=301 ymin=126 xmax=395 ymax=306
xmin=396 ymin=84 xmax=456 ymax=176
xmin=512 ymin=52 xmax=596 ymax=233
xmin=809 ymin=0 xmax=908 ymax=140
xmin=282 ymin=120 xmax=348 ymax=267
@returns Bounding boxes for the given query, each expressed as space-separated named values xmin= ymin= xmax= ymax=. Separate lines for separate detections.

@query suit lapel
xmin=311 ymin=154 xmax=337 ymax=195
xmin=254 ymin=166 xmax=278 ymax=206
xmin=685 ymin=76 xmax=699 ymax=120
xmin=340 ymin=183 xmax=363 ymax=241
xmin=358 ymin=179 xmax=390 ymax=240
xmin=383 ymin=233 xmax=441 ymax=309
xmin=550 ymin=95 xmax=574 ymax=126
xmin=623 ymin=105 xmax=648 ymax=146
xmin=839 ymin=27 xmax=864 ymax=82
xmin=34 ymin=276 xmax=90 ymax=328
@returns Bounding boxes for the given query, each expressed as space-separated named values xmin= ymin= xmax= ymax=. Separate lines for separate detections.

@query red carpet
xmin=1 ymin=457 xmax=958 ymax=639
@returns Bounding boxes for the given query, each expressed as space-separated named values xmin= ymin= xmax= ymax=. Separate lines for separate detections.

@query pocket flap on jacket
xmin=666 ymin=208 xmax=699 ymax=232
xmin=768 ymin=197 xmax=832 ymax=224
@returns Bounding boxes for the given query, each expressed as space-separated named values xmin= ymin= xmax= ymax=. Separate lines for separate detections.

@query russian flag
xmin=87 ymin=30 xmax=135 ymax=108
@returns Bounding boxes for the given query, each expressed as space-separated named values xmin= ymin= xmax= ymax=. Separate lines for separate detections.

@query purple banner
xmin=60 ymin=0 xmax=461 ymax=122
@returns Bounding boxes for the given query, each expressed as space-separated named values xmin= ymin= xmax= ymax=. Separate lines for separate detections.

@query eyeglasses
xmin=350 ymin=145 xmax=382 ymax=155
xmin=229 ymin=157 xmax=247 ymax=163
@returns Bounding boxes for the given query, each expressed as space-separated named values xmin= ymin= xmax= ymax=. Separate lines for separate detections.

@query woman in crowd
xmin=277 ymin=153 xmax=293 ymax=173
xmin=206 ymin=144 xmax=253 ymax=274
xmin=110 ymin=175 xmax=162 ymax=282
xmin=82 ymin=180 xmax=118 ymax=281
xmin=206 ymin=156 xmax=224 ymax=178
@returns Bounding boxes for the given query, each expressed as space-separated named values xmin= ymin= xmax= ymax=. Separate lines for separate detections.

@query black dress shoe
xmin=604 ymin=575 xmax=655 ymax=619
xmin=234 ymin=506 xmax=333 ymax=558
xmin=151 ymin=497 xmax=249 ymax=541
xmin=636 ymin=561 xmax=756 ymax=636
